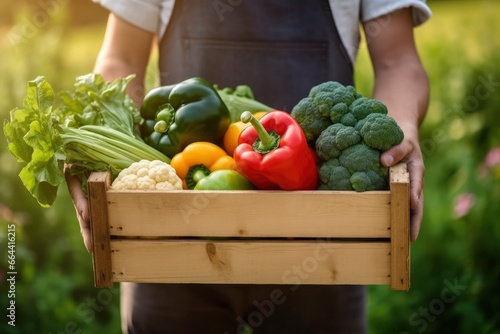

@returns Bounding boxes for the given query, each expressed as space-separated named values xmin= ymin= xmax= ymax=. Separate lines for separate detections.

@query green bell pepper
xmin=190 ymin=167 xmax=256 ymax=190
xmin=139 ymin=77 xmax=231 ymax=158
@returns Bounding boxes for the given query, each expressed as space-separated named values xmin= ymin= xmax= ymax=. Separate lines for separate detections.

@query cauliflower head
xmin=112 ymin=160 xmax=183 ymax=190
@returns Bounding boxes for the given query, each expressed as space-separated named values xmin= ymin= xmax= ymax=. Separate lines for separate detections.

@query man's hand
xmin=65 ymin=166 xmax=92 ymax=253
xmin=381 ymin=126 xmax=425 ymax=241
xmin=364 ymin=8 xmax=430 ymax=242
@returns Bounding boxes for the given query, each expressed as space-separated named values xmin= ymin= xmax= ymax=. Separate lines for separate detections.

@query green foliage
xmin=365 ymin=2 xmax=500 ymax=333
xmin=0 ymin=5 xmax=121 ymax=334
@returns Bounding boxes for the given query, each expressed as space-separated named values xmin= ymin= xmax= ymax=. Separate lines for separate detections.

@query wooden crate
xmin=88 ymin=163 xmax=410 ymax=291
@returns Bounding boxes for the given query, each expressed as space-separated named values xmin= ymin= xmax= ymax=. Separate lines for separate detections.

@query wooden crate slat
xmin=389 ymin=164 xmax=411 ymax=291
xmin=88 ymin=172 xmax=113 ymax=288
xmin=110 ymin=239 xmax=391 ymax=285
xmin=106 ymin=190 xmax=391 ymax=238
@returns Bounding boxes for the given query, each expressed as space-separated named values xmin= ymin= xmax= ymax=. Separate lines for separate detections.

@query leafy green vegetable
xmin=215 ymin=84 xmax=274 ymax=123
xmin=3 ymin=74 xmax=170 ymax=207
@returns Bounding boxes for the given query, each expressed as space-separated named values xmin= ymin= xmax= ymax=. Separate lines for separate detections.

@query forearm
xmin=363 ymin=8 xmax=429 ymax=240
xmin=372 ymin=57 xmax=429 ymax=133
xmin=94 ymin=55 xmax=148 ymax=106
xmin=93 ymin=13 xmax=155 ymax=106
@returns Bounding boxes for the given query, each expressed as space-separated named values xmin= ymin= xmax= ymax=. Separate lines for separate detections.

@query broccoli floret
xmin=338 ymin=144 xmax=381 ymax=174
xmin=291 ymin=97 xmax=331 ymax=143
xmin=330 ymin=102 xmax=349 ymax=123
xmin=340 ymin=113 xmax=358 ymax=127
xmin=292 ymin=82 xmax=362 ymax=144
xmin=345 ymin=85 xmax=364 ymax=100
xmin=318 ymin=159 xmax=353 ymax=190
xmin=359 ymin=113 xmax=404 ymax=151
xmin=316 ymin=124 xmax=361 ymax=161
xmin=330 ymin=86 xmax=358 ymax=106
xmin=316 ymin=129 xmax=341 ymax=161
xmin=349 ymin=97 xmax=388 ymax=120
xmin=336 ymin=125 xmax=361 ymax=150
xmin=313 ymin=91 xmax=337 ymax=116
xmin=350 ymin=170 xmax=388 ymax=192
xmin=309 ymin=81 xmax=344 ymax=98
xmin=313 ymin=86 xmax=356 ymax=115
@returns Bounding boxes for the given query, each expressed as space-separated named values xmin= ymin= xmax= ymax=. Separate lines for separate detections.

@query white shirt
xmin=94 ymin=0 xmax=431 ymax=64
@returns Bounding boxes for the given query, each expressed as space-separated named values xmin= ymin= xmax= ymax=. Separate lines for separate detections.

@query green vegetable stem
xmin=215 ymin=84 xmax=274 ymax=123
xmin=3 ymin=75 xmax=170 ymax=207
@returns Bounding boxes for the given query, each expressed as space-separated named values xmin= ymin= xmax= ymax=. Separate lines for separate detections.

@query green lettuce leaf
xmin=3 ymin=76 xmax=66 ymax=207
xmin=57 ymin=73 xmax=140 ymax=138
xmin=3 ymin=73 xmax=169 ymax=208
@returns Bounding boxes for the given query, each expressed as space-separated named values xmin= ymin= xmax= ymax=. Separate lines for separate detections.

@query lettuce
xmin=3 ymin=74 xmax=169 ymax=207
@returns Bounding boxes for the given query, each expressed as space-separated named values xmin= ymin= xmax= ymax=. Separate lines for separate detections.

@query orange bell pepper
xmin=223 ymin=111 xmax=267 ymax=156
xmin=170 ymin=142 xmax=236 ymax=189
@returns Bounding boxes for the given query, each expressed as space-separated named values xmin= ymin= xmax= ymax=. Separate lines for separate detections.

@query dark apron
xmin=158 ymin=0 xmax=353 ymax=111
xmin=122 ymin=1 xmax=366 ymax=333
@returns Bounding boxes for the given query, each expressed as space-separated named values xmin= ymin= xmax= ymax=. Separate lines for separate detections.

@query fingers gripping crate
xmin=88 ymin=163 xmax=410 ymax=291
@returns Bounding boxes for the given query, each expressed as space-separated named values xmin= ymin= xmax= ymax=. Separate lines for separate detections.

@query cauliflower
xmin=111 ymin=160 xmax=183 ymax=190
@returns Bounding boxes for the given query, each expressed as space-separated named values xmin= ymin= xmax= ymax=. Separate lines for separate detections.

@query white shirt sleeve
xmin=93 ymin=0 xmax=175 ymax=37
xmin=329 ymin=0 xmax=432 ymax=64
xmin=360 ymin=0 xmax=432 ymax=25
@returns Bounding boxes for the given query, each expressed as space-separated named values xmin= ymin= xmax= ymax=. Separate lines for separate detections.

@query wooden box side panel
xmin=88 ymin=172 xmax=113 ymax=288
xmin=110 ymin=240 xmax=391 ymax=285
xmin=389 ymin=163 xmax=411 ymax=291
xmin=106 ymin=191 xmax=391 ymax=238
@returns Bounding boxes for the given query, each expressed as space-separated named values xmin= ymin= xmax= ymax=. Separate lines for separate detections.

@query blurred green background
xmin=1 ymin=1 xmax=500 ymax=333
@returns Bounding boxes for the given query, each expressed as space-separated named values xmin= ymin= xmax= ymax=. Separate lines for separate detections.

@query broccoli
xmin=359 ymin=113 xmax=404 ymax=151
xmin=291 ymin=97 xmax=331 ymax=143
xmin=318 ymin=159 xmax=353 ymax=190
xmin=330 ymin=102 xmax=349 ymax=123
xmin=316 ymin=124 xmax=361 ymax=161
xmin=291 ymin=81 xmax=404 ymax=191
xmin=340 ymin=113 xmax=358 ymax=127
xmin=349 ymin=97 xmax=388 ymax=120
xmin=350 ymin=170 xmax=388 ymax=192
xmin=315 ymin=129 xmax=342 ymax=161
xmin=339 ymin=144 xmax=382 ymax=175
xmin=316 ymin=143 xmax=389 ymax=191
xmin=309 ymin=81 xmax=344 ymax=98
xmin=291 ymin=82 xmax=359 ymax=145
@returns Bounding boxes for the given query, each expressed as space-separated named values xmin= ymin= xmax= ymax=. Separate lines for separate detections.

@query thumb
xmin=380 ymin=142 xmax=409 ymax=167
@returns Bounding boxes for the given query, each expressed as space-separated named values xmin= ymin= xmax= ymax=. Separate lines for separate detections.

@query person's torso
xmin=159 ymin=0 xmax=353 ymax=111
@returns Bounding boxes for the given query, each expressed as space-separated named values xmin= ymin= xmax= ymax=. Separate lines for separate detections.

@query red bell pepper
xmin=233 ymin=111 xmax=318 ymax=190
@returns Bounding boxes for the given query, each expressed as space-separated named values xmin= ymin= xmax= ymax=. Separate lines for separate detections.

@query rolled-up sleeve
xmin=94 ymin=0 xmax=174 ymax=37
xmin=361 ymin=0 xmax=432 ymax=26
